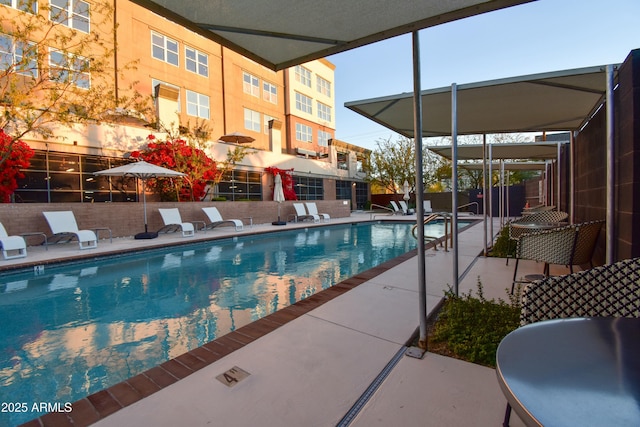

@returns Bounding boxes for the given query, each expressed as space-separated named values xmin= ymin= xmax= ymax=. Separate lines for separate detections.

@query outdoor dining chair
xmin=511 ymin=225 xmax=578 ymax=293
xmin=505 ymin=211 xmax=569 ymax=266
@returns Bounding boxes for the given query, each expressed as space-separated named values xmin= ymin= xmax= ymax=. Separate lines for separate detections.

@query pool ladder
xmin=411 ymin=212 xmax=453 ymax=251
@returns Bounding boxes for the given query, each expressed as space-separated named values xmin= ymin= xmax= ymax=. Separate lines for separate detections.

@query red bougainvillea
xmin=265 ymin=166 xmax=297 ymax=200
xmin=0 ymin=131 xmax=35 ymax=203
xmin=131 ymin=134 xmax=221 ymax=201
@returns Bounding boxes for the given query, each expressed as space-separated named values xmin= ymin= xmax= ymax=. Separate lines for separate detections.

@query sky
xmin=329 ymin=0 xmax=640 ymax=151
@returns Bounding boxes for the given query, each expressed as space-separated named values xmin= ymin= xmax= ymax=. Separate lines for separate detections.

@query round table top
xmin=496 ymin=317 xmax=640 ymax=427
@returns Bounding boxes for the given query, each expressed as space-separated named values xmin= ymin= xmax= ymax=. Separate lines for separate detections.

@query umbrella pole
xmin=143 ymin=180 xmax=148 ymax=233
xmin=135 ymin=178 xmax=159 ymax=239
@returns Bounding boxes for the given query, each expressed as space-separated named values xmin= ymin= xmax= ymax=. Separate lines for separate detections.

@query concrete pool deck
xmin=9 ymin=212 xmax=569 ymax=427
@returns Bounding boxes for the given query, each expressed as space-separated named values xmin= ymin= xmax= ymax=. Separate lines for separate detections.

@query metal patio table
xmin=496 ymin=317 xmax=640 ymax=427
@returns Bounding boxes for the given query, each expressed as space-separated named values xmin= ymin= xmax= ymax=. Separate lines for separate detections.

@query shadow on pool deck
xmin=14 ymin=213 xmax=556 ymax=427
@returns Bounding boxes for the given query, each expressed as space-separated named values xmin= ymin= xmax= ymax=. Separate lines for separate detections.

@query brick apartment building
xmin=1 ymin=0 xmax=370 ymax=208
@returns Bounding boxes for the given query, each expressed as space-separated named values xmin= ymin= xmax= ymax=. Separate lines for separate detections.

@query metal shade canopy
xmin=130 ymin=0 xmax=533 ymax=70
xmin=95 ymin=161 xmax=186 ymax=239
xmin=427 ymin=141 xmax=566 ymax=161
xmin=346 ymin=65 xmax=618 ymax=137
xmin=457 ymin=161 xmax=547 ymax=171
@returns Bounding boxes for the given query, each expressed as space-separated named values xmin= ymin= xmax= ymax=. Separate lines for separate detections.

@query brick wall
xmin=572 ymin=48 xmax=640 ymax=263
xmin=0 ymin=200 xmax=350 ymax=245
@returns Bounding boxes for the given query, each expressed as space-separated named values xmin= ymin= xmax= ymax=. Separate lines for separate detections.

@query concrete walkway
xmin=6 ymin=213 xmax=563 ymax=426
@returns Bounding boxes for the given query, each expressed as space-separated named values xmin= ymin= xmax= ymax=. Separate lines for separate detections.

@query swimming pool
xmin=0 ymin=220 xmax=456 ymax=426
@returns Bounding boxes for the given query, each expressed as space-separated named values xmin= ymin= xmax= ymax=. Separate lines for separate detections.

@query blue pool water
xmin=0 ymin=221 xmax=457 ymax=426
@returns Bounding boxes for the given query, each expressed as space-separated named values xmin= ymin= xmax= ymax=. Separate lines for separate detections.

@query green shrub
xmin=430 ymin=281 xmax=520 ymax=367
xmin=489 ymin=226 xmax=516 ymax=258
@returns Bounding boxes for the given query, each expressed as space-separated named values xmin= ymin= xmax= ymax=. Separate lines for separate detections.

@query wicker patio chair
xmin=520 ymin=256 xmax=640 ymax=326
xmin=570 ymin=220 xmax=605 ymax=270
xmin=504 ymin=211 xmax=569 ymax=266
xmin=511 ymin=224 xmax=578 ymax=293
xmin=502 ymin=257 xmax=640 ymax=426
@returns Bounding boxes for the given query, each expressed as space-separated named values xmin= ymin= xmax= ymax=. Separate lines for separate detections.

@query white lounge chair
xmin=423 ymin=200 xmax=433 ymax=214
xmin=43 ymin=211 xmax=98 ymax=249
xmin=202 ymin=207 xmax=243 ymax=231
xmin=158 ymin=208 xmax=195 ymax=237
xmin=292 ymin=203 xmax=319 ymax=223
xmin=389 ymin=201 xmax=403 ymax=215
xmin=0 ymin=222 xmax=27 ymax=259
xmin=305 ymin=202 xmax=330 ymax=223
xmin=399 ymin=201 xmax=415 ymax=214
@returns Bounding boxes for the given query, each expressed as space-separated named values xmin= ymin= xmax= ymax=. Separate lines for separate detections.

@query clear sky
xmin=329 ymin=0 xmax=640 ymax=151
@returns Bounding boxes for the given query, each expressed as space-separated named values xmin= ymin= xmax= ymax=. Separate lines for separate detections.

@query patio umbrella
xmin=95 ymin=160 xmax=186 ymax=239
xmin=218 ymin=132 xmax=255 ymax=144
xmin=403 ymin=180 xmax=410 ymax=201
xmin=272 ymin=173 xmax=286 ymax=226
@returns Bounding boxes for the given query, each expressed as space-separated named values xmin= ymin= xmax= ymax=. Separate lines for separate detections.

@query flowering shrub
xmin=265 ymin=166 xmax=297 ymax=200
xmin=131 ymin=134 xmax=221 ymax=201
xmin=0 ymin=131 xmax=35 ymax=203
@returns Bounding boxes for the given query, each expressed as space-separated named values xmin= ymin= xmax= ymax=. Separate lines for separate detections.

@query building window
xmin=185 ymin=47 xmax=208 ymax=77
xmin=2 ymin=0 xmax=37 ymax=13
xmin=356 ymin=154 xmax=366 ymax=172
xmin=49 ymin=49 xmax=90 ymax=89
xmin=243 ymin=72 xmax=259 ymax=97
xmin=0 ymin=35 xmax=38 ymax=78
xmin=244 ymin=108 xmax=260 ymax=132
xmin=293 ymin=176 xmax=323 ymax=200
xmin=354 ymin=182 xmax=368 ymax=209
xmin=317 ymin=102 xmax=331 ymax=121
xmin=14 ymin=151 xmax=138 ymax=203
xmin=336 ymin=180 xmax=351 ymax=201
xmin=294 ymin=65 xmax=311 ymax=87
xmin=317 ymin=76 xmax=331 ymax=97
xmin=186 ymin=90 xmax=209 ymax=119
xmin=295 ymin=92 xmax=312 ymax=114
xmin=337 ymin=152 xmax=348 ymax=170
xmin=151 ymin=31 xmax=178 ymax=66
xmin=295 ymin=123 xmax=312 ymax=143
xmin=263 ymin=81 xmax=277 ymax=103
xmin=50 ymin=0 xmax=89 ymax=33
xmin=216 ymin=170 xmax=262 ymax=201
xmin=152 ymin=79 xmax=180 ymax=112
xmin=318 ymin=130 xmax=330 ymax=147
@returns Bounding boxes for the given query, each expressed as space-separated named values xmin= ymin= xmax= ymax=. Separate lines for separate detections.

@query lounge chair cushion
xmin=158 ymin=208 xmax=195 ymax=237
xmin=43 ymin=211 xmax=98 ymax=249
xmin=202 ymin=207 xmax=243 ymax=231
xmin=305 ymin=202 xmax=330 ymax=222
xmin=293 ymin=203 xmax=320 ymax=223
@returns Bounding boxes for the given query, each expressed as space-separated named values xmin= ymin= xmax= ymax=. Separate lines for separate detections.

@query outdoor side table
xmin=496 ymin=317 xmax=640 ymax=427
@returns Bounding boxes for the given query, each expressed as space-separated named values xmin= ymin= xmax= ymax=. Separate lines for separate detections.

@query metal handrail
xmin=411 ymin=212 xmax=453 ymax=251
xmin=458 ymin=201 xmax=478 ymax=215
xmin=369 ymin=203 xmax=395 ymax=219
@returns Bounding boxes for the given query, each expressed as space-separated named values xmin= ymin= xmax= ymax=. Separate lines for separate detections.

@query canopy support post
xmin=606 ymin=64 xmax=615 ymax=264
xmin=451 ymin=83 xmax=459 ymax=296
xmin=412 ymin=31 xmax=428 ymax=353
